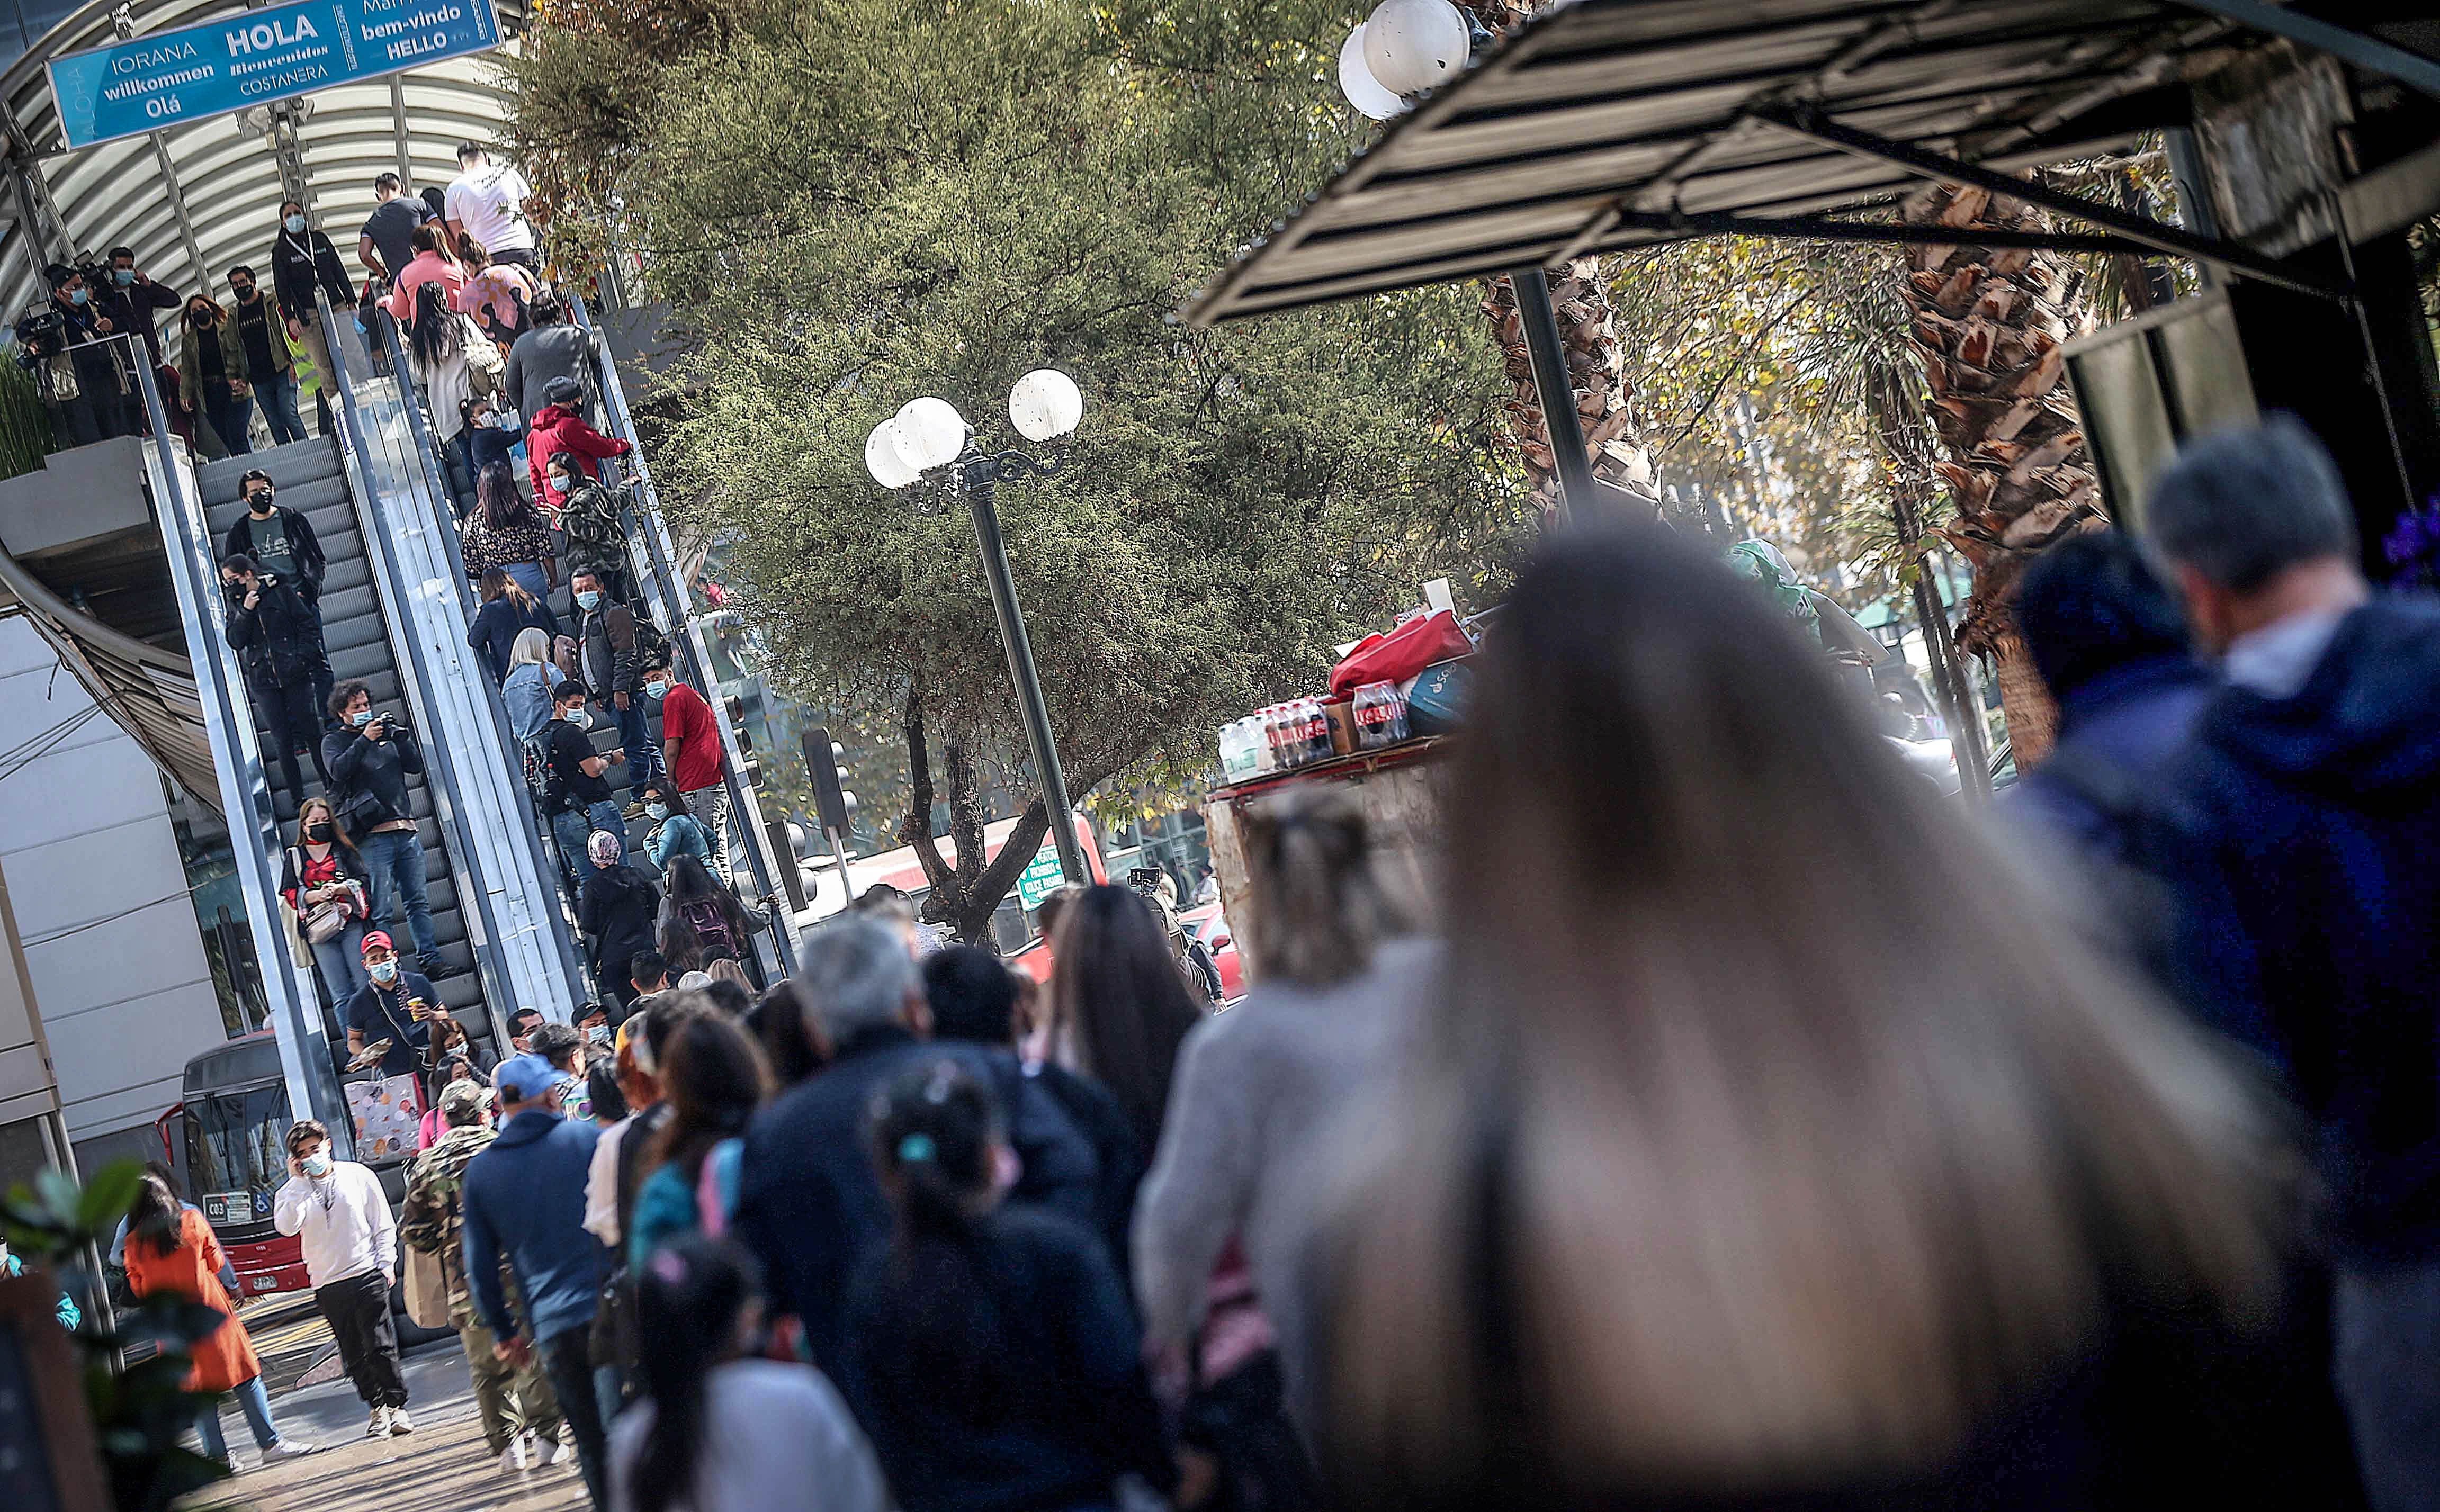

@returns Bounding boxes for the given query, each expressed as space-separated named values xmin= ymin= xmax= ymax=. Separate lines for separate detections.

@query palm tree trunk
xmin=1895 ymin=180 xmax=2105 ymax=769
xmin=1476 ymin=2 xmax=1654 ymax=517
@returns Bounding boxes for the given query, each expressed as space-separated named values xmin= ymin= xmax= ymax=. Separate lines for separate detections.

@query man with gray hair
xmin=2148 ymin=415 xmax=2440 ymax=1512
xmin=732 ymin=916 xmax=1100 ymax=1372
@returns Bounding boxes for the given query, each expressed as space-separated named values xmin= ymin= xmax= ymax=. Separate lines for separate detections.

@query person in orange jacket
xmin=122 ymin=1172 xmax=320 ymax=1468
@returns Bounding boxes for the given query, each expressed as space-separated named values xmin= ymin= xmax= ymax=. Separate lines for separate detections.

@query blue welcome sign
xmin=47 ymin=0 xmax=501 ymax=150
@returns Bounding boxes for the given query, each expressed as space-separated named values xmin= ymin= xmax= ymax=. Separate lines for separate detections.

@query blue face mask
xmin=575 ymin=590 xmax=601 ymax=611
xmin=112 ymin=268 xmax=134 ymax=286
xmin=67 ymin=287 xmax=87 ymax=305
xmin=285 ymin=214 xmax=308 ymax=235
xmin=351 ymin=708 xmax=374 ymax=727
xmin=369 ymin=960 xmax=398 ymax=985
xmin=643 ymin=679 xmax=668 ymax=700
xmin=300 ymin=1150 xmax=332 ymax=1177
xmin=645 ymin=803 xmax=668 ymax=821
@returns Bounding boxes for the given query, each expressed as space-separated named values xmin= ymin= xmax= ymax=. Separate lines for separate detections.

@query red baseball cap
xmin=360 ymin=930 xmax=396 ymax=956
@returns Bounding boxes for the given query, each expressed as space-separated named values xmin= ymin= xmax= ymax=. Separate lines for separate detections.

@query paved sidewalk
xmin=178 ymin=1314 xmax=589 ymax=1512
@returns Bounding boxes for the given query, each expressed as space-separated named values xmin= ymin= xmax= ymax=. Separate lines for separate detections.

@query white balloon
xmin=1363 ymin=0 xmax=1470 ymax=98
xmin=1339 ymin=26 xmax=1405 ymax=121
xmin=1008 ymin=368 xmax=1084 ymax=442
xmin=893 ymin=396 xmax=969 ymax=472
xmin=865 ymin=419 xmax=921 ymax=489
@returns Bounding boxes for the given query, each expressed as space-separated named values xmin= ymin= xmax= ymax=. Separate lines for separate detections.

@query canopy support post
xmin=2166 ymin=1 xmax=2440 ymax=99
xmin=1510 ymin=264 xmax=1594 ymax=524
xmin=1757 ymin=102 xmax=2349 ymax=300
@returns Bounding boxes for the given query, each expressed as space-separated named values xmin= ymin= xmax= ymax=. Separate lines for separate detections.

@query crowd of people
xmin=218 ymin=413 xmax=2425 ymax=1512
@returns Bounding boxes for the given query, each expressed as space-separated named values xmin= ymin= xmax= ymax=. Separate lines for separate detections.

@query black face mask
xmin=231 ymin=283 xmax=255 ymax=299
xmin=306 ymin=822 xmax=333 ymax=842
xmin=189 ymin=308 xmax=213 ymax=326
xmin=247 ymin=491 xmax=273 ymax=511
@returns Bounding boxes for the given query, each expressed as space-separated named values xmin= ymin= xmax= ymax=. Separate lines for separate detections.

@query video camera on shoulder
xmin=1126 ymin=866 xmax=1164 ymax=898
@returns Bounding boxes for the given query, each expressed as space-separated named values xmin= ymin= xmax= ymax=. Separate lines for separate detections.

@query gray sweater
xmin=1130 ymin=936 xmax=1433 ymax=1414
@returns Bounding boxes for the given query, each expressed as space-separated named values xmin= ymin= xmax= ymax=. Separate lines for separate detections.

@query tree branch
xmin=899 ymin=679 xmax=955 ymax=896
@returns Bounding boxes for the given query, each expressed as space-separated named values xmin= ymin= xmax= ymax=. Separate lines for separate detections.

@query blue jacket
xmin=2013 ymin=655 xmax=2216 ymax=862
xmin=733 ymin=1028 xmax=1100 ymax=1374
xmin=2163 ymin=596 xmax=2440 ymax=1261
xmin=645 ymin=812 xmax=711 ymax=871
xmin=466 ymin=592 xmax=561 ymax=682
xmin=462 ymin=1108 xmax=606 ymax=1343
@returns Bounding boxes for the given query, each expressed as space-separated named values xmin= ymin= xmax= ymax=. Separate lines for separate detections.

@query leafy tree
xmin=512 ymin=0 xmax=1514 ymax=941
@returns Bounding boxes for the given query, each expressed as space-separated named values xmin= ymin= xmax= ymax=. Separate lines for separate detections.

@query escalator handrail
xmin=316 ymin=294 xmax=573 ymax=1033
xmin=128 ymin=351 xmax=352 ymax=1151
xmin=570 ymin=297 xmax=800 ymax=978
xmin=374 ymin=311 xmax=599 ymax=1009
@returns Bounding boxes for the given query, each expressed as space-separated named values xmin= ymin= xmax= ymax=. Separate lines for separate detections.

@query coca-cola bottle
xmin=1307 ymin=697 xmax=1333 ymax=761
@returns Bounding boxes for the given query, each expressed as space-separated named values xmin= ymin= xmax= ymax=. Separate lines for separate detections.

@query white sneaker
xmin=498 ymin=1436 xmax=531 ymax=1473
xmin=543 ymin=1434 xmax=574 ymax=1466
xmin=386 ymin=1407 xmax=415 ymax=1435
xmin=260 ymin=1439 xmax=319 ymax=1464
xmin=365 ymin=1407 xmax=391 ymax=1439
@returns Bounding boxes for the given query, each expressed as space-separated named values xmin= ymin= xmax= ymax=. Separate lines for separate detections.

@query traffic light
xmin=805 ymin=726 xmax=851 ymax=838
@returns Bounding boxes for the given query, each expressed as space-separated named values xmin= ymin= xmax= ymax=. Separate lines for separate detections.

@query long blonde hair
xmin=1314 ymin=526 xmax=2289 ymax=1504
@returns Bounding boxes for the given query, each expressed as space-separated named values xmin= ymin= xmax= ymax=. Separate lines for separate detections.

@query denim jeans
xmin=202 ymin=384 xmax=253 ymax=456
xmin=553 ymin=800 xmax=628 ymax=889
xmin=505 ymin=560 xmax=550 ymax=602
xmin=256 ymin=368 xmax=307 ymax=445
xmin=194 ymin=1374 xmax=282 ymax=1462
xmin=683 ymin=784 xmax=730 ymax=884
xmin=2334 ymin=1257 xmax=2440 ymax=1512
xmin=606 ymin=697 xmax=659 ymax=796
xmin=309 ymin=917 xmax=370 ymax=1006
xmin=358 ymin=827 xmax=438 ymax=960
xmin=538 ymin=1328 xmax=608 ymax=1510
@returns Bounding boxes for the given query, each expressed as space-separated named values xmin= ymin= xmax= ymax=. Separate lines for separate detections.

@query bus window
xmin=183 ymin=1079 xmax=288 ymax=1231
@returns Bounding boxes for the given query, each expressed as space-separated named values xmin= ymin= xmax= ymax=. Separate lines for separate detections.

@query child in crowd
xmin=611 ymin=1236 xmax=885 ymax=1512
xmin=839 ymin=1063 xmax=1171 ymax=1512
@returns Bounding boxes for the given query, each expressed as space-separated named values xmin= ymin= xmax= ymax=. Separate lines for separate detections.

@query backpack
xmin=678 ymin=894 xmax=742 ymax=962
xmin=531 ymin=724 xmax=571 ymax=816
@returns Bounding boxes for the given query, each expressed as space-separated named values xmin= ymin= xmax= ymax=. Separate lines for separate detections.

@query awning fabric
xmin=1187 ymin=0 xmax=2255 ymax=325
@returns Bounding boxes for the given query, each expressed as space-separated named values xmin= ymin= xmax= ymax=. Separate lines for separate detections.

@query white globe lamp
xmin=1363 ymin=0 xmax=1470 ymax=97
xmin=1338 ymin=26 xmax=1405 ymax=121
xmin=1008 ymin=368 xmax=1084 ymax=442
xmin=892 ymin=396 xmax=969 ymax=473
xmin=864 ymin=419 xmax=921 ymax=489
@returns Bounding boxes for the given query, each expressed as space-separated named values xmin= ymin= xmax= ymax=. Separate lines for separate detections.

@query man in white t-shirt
xmin=445 ymin=142 xmax=536 ymax=266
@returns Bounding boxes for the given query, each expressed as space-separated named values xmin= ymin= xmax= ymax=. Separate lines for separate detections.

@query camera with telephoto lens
xmin=15 ymin=302 xmax=65 ymax=362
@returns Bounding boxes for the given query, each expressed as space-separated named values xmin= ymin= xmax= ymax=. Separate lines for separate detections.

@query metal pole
xmin=962 ymin=456 xmax=1088 ymax=886
xmin=825 ymin=826 xmax=856 ymax=914
xmin=1510 ymin=264 xmax=1594 ymax=522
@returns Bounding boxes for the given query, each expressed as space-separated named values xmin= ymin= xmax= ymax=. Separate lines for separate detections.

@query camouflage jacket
xmin=557 ymin=481 xmax=629 ymax=587
xmin=400 ymin=1122 xmax=497 ymax=1325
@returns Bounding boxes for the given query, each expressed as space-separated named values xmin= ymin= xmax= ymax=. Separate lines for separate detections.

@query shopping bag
xmin=1328 ymin=610 xmax=1470 ymax=699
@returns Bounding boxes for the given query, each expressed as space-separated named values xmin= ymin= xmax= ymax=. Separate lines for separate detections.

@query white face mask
xmin=566 ymin=706 xmax=590 ymax=730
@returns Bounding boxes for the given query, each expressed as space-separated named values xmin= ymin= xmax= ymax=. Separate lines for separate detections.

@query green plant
xmin=0 ymin=357 xmax=57 ymax=481
xmin=1 ymin=1160 xmax=230 ymax=1510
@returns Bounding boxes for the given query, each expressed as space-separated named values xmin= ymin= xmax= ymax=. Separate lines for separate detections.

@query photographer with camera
xmin=222 ymin=552 xmax=333 ymax=802
xmin=16 ymin=262 xmax=132 ymax=445
xmin=323 ymin=681 xmax=444 ymax=973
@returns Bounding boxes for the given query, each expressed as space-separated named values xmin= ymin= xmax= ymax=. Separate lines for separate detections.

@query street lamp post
xmin=866 ymin=371 xmax=1092 ymax=888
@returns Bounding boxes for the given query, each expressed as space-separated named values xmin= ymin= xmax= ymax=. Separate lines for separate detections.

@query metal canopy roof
xmin=1188 ymin=0 xmax=2275 ymax=325
xmin=0 ymin=0 xmax=526 ymax=321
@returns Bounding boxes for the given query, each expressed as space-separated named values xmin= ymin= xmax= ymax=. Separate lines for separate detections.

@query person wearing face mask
xmin=97 ymin=245 xmax=181 ymax=366
xmin=641 ymin=778 xmax=711 ymax=876
xmin=226 ymin=262 xmax=306 ymax=445
xmin=220 ymin=467 xmax=327 ymax=607
xmin=529 ymin=377 xmax=632 ymax=514
xmin=544 ymin=677 xmax=633 ymax=892
xmin=268 ymin=199 xmax=355 ymax=429
xmin=568 ymin=572 xmax=662 ymax=803
xmin=16 ymin=263 xmax=121 ymax=445
xmin=463 ymin=1053 xmax=614 ymax=1508
xmin=178 ymin=295 xmax=254 ymax=456
xmin=343 ymin=930 xmax=438 ymax=1078
xmin=283 ymin=795 xmax=371 ymax=1004
xmin=0 ymin=1230 xmax=83 ymax=1330
xmin=553 ymin=452 xmax=633 ymax=602
xmin=223 ymin=552 xmax=333 ymax=800
xmin=273 ymin=1118 xmax=412 ymax=1438
xmin=640 ymin=651 xmax=731 ymax=883
xmin=322 ymin=681 xmax=443 ymax=968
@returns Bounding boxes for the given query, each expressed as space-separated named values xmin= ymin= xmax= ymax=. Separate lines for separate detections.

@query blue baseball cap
xmin=492 ymin=1052 xmax=561 ymax=1103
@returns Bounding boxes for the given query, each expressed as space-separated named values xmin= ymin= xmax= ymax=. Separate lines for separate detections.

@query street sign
xmin=1012 ymin=841 xmax=1066 ymax=910
xmin=47 ymin=0 xmax=502 ymax=150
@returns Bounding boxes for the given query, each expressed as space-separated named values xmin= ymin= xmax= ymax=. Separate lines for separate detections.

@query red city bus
xmin=156 ymin=1030 xmax=310 ymax=1297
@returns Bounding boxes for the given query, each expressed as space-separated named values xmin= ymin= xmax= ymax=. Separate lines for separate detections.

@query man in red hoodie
xmin=526 ymin=375 xmax=629 ymax=511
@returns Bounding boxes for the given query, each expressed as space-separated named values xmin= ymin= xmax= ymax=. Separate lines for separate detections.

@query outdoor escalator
xmin=195 ymin=439 xmax=490 ymax=1027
